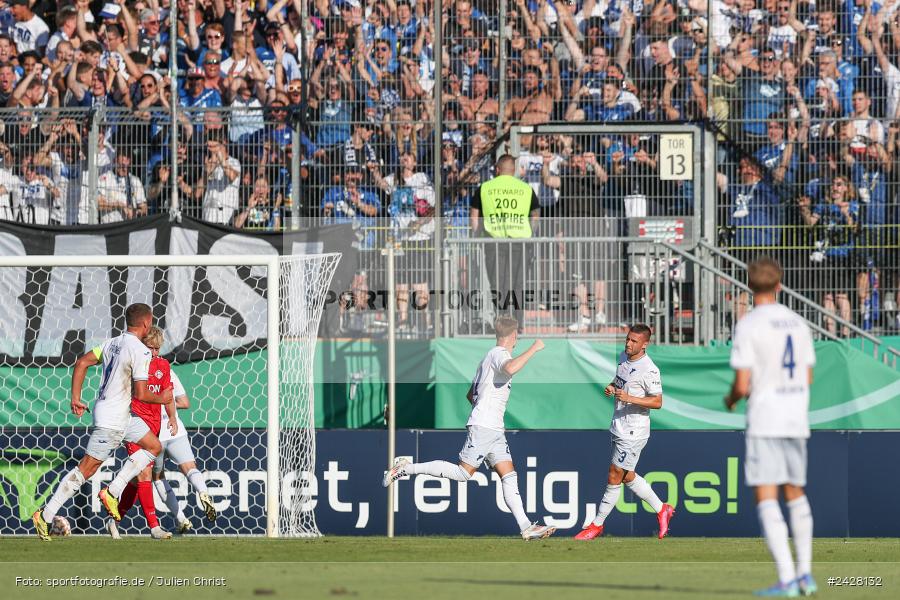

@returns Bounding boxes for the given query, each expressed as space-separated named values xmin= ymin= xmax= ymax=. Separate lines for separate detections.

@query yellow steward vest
xmin=479 ymin=175 xmax=533 ymax=238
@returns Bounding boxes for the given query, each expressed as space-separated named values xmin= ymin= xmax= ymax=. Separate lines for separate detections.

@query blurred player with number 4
xmin=33 ymin=304 xmax=175 ymax=541
xmin=106 ymin=326 xmax=177 ymax=540
xmin=383 ymin=316 xmax=556 ymax=541
xmin=726 ymin=257 xmax=817 ymax=597
xmin=575 ymin=323 xmax=675 ymax=541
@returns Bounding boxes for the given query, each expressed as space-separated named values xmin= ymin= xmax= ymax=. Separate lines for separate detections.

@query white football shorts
xmin=458 ymin=425 xmax=512 ymax=469
xmin=610 ymin=434 xmax=648 ymax=471
xmin=84 ymin=417 xmax=151 ymax=461
xmin=744 ymin=436 xmax=807 ymax=487
xmin=84 ymin=427 xmax=126 ymax=461
xmin=153 ymin=436 xmax=197 ymax=472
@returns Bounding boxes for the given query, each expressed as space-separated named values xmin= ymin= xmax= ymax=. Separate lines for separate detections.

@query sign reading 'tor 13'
xmin=659 ymin=134 xmax=693 ymax=181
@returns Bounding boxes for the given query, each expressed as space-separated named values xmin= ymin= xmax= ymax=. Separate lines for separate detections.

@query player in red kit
xmin=106 ymin=326 xmax=177 ymax=540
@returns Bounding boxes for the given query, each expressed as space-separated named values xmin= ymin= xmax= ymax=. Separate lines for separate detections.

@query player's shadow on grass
xmin=426 ymin=578 xmax=745 ymax=596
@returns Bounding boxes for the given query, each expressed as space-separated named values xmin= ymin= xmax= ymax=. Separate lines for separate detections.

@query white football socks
xmin=625 ymin=474 xmax=664 ymax=513
xmin=108 ymin=450 xmax=156 ymax=497
xmin=788 ymin=495 xmax=813 ymax=577
xmin=42 ymin=468 xmax=86 ymax=522
xmin=406 ymin=460 xmax=470 ymax=481
xmin=186 ymin=468 xmax=209 ymax=494
xmin=154 ymin=479 xmax=187 ymax=523
xmin=592 ymin=483 xmax=621 ymax=527
xmin=500 ymin=471 xmax=532 ymax=532
xmin=758 ymin=499 xmax=797 ymax=585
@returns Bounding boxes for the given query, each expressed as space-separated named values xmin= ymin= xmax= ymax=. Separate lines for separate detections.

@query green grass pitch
xmin=1 ymin=537 xmax=898 ymax=599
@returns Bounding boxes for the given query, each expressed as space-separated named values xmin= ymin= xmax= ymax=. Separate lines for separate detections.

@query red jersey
xmin=130 ymin=356 xmax=172 ymax=435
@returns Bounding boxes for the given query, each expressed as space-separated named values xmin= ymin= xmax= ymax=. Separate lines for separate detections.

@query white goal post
xmin=0 ymin=253 xmax=340 ymax=538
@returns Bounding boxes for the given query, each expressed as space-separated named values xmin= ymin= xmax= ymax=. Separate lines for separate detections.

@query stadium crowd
xmin=0 ymin=0 xmax=897 ymax=332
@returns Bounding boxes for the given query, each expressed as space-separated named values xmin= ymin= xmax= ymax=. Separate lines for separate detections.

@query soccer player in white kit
xmin=725 ymin=257 xmax=817 ymax=597
xmin=575 ymin=323 xmax=675 ymax=540
xmin=32 ymin=303 xmax=176 ymax=540
xmin=382 ymin=316 xmax=556 ymax=540
xmin=151 ymin=369 xmax=218 ymax=531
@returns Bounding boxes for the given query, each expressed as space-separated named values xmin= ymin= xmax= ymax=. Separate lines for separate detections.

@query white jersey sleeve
xmin=466 ymin=346 xmax=513 ymax=431
xmin=130 ymin=339 xmax=151 ymax=382
xmin=171 ymin=370 xmax=186 ymax=398
xmin=640 ymin=363 xmax=663 ymax=396
xmin=730 ymin=303 xmax=815 ymax=438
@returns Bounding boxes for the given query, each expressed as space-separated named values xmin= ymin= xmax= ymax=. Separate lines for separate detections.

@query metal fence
xmin=444 ymin=234 xmax=695 ymax=343
xmin=0 ymin=105 xmax=285 ymax=228
xmin=3 ymin=0 xmax=900 ymax=343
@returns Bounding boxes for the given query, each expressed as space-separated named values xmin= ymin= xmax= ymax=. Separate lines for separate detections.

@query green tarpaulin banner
xmin=432 ymin=339 xmax=900 ymax=429
xmin=2 ymin=340 xmax=897 ymax=430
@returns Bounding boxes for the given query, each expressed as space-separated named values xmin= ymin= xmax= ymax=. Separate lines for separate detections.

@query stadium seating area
xmin=0 ymin=0 xmax=898 ymax=334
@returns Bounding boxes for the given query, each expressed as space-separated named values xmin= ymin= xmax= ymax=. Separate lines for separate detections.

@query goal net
xmin=0 ymin=253 xmax=340 ymax=538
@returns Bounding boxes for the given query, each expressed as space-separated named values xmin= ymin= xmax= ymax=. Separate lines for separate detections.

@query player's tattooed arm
xmin=70 ymin=350 xmax=101 ymax=417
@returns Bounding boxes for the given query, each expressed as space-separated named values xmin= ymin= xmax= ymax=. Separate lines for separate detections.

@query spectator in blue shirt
xmin=179 ymin=67 xmax=223 ymax=130
xmin=321 ymin=165 xmax=381 ymax=249
xmin=804 ymin=50 xmax=854 ymax=116
xmin=725 ymin=156 xmax=783 ymax=248
xmin=733 ymin=49 xmax=787 ymax=141
xmin=393 ymin=0 xmax=419 ymax=58
xmin=362 ymin=0 xmax=397 ymax=53
xmin=798 ymin=174 xmax=860 ymax=336
xmin=595 ymin=78 xmax=634 ymax=122
xmin=311 ymin=75 xmax=353 ymax=148
xmin=256 ymin=22 xmax=302 ymax=85
xmin=754 ymin=113 xmax=799 ymax=192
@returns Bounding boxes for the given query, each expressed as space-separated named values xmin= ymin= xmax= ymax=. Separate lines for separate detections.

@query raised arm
xmin=516 ymin=0 xmax=543 ymax=43
xmin=118 ymin=0 xmax=140 ymax=51
xmin=9 ymin=67 xmax=38 ymax=107
xmin=76 ymin=7 xmax=98 ymax=43
xmin=615 ymin=9 xmax=636 ymax=70
xmin=558 ymin=8 xmax=585 ymax=70
xmin=872 ymin=8 xmax=895 ymax=74
xmin=188 ymin=0 xmax=201 ymax=51
xmin=501 ymin=340 xmax=545 ymax=376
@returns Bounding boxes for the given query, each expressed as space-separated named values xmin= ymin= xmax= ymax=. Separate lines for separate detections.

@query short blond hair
xmin=748 ymin=256 xmax=782 ymax=294
xmin=143 ymin=326 xmax=164 ymax=349
xmin=494 ymin=316 xmax=519 ymax=339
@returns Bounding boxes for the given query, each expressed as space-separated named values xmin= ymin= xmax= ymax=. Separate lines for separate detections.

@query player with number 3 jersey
xmin=575 ymin=323 xmax=675 ymax=541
